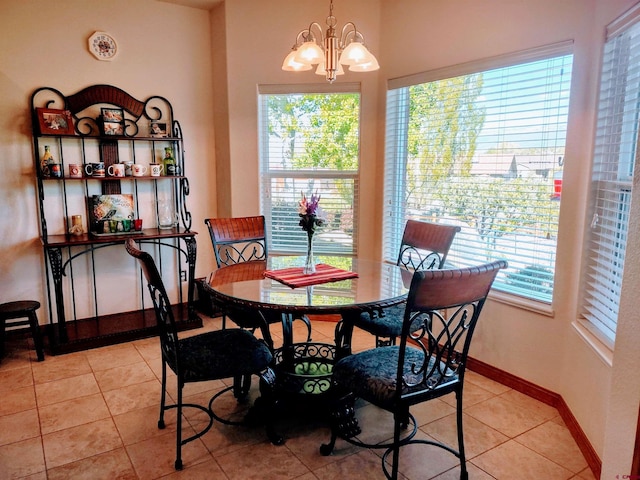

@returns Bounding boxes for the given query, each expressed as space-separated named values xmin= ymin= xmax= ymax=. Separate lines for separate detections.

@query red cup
xmin=133 ymin=219 xmax=143 ymax=231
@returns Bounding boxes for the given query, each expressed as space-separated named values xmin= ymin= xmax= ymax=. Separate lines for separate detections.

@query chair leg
xmin=175 ymin=378 xmax=184 ymax=470
xmin=456 ymin=390 xmax=468 ymax=480
xmin=294 ymin=315 xmax=312 ymax=342
xmin=390 ymin=411 xmax=403 ymax=480
xmin=158 ymin=360 xmax=167 ymax=429
xmin=233 ymin=374 xmax=251 ymax=399
xmin=27 ymin=311 xmax=44 ymax=361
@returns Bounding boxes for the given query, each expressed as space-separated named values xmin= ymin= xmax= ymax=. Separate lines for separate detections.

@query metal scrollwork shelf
xmin=31 ymin=84 xmax=201 ymax=354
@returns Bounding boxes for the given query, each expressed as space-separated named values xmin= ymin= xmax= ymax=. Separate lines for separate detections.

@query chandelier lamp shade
xmin=281 ymin=0 xmax=379 ymax=83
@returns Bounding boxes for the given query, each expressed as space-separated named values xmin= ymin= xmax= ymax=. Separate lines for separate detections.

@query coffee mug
xmin=150 ymin=164 xmax=164 ymax=177
xmin=68 ymin=163 xmax=83 ymax=178
xmin=107 ymin=164 xmax=125 ymax=177
xmin=124 ymin=161 xmax=134 ymax=177
xmin=49 ymin=163 xmax=63 ymax=178
xmin=85 ymin=162 xmax=105 ymax=177
xmin=132 ymin=164 xmax=148 ymax=177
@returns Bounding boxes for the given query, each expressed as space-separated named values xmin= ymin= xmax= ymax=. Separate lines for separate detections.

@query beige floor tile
xmin=42 ymin=417 xmax=123 ymax=469
xmin=198 ymin=420 xmax=265 ymax=458
xmin=160 ymin=457 xmax=228 ymax=479
xmin=464 ymin=370 xmax=512 ymax=395
xmin=473 ymin=440 xmax=573 ymax=480
xmin=113 ymin=404 xmax=179 ymax=446
xmin=0 ymin=409 xmax=41 ymax=446
xmin=85 ymin=343 xmax=146 ymax=372
xmin=0 ymin=365 xmax=33 ymax=392
xmin=515 ymin=420 xmax=588 ymax=473
xmin=216 ymin=439 xmax=310 ymax=480
xmin=132 ymin=337 xmax=162 ymax=361
xmin=94 ymin=361 xmax=157 ymax=392
xmin=498 ymin=389 xmax=559 ymax=421
xmin=441 ymin=382 xmax=497 ymax=409
xmin=464 ymin=394 xmax=550 ymax=438
xmin=392 ymin=429 xmax=461 ymax=480
xmin=46 ymin=447 xmax=137 ymax=480
xmin=412 ymin=397 xmax=456 ymax=426
xmin=35 ymin=372 xmax=100 ymax=407
xmin=39 ymin=392 xmax=111 ymax=434
xmin=31 ymin=353 xmax=91 ymax=384
xmin=313 ymin=449 xmax=403 ymax=480
xmin=103 ymin=378 xmax=162 ymax=416
xmin=0 ymin=436 xmax=46 ymax=479
xmin=431 ymin=462 xmax=497 ymax=480
xmin=126 ymin=429 xmax=211 ymax=480
xmin=0 ymin=384 xmax=36 ymax=416
xmin=577 ymin=466 xmax=598 ymax=479
xmin=421 ymin=412 xmax=509 ymax=459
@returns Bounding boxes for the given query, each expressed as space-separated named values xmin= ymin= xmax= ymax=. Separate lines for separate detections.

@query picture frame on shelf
xmin=100 ymin=107 xmax=125 ymax=136
xmin=149 ymin=121 xmax=168 ymax=138
xmin=36 ymin=108 xmax=75 ymax=135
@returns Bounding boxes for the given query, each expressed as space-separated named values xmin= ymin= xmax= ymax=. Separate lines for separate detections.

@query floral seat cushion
xmin=174 ymin=329 xmax=272 ymax=382
xmin=352 ymin=303 xmax=423 ymax=339
xmin=333 ymin=346 xmax=458 ymax=409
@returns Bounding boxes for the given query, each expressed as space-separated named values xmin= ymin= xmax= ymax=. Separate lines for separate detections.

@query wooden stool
xmin=0 ymin=301 xmax=45 ymax=361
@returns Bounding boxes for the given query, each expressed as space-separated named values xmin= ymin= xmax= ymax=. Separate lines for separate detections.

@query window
xmin=384 ymin=44 xmax=574 ymax=303
xmin=581 ymin=9 xmax=640 ymax=345
xmin=258 ymin=86 xmax=360 ymax=256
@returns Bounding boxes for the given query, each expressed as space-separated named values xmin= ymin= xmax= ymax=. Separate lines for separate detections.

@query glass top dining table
xmin=201 ymin=256 xmax=411 ymax=356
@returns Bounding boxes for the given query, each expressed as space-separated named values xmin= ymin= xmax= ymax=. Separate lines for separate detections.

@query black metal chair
xmin=204 ymin=216 xmax=312 ymax=347
xmin=125 ymin=239 xmax=281 ymax=470
xmin=351 ymin=220 xmax=461 ymax=348
xmin=321 ymin=260 xmax=507 ymax=480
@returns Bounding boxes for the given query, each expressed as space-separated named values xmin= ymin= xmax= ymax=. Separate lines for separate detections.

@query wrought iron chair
xmin=125 ymin=239 xmax=281 ymax=470
xmin=321 ymin=260 xmax=507 ymax=480
xmin=351 ymin=220 xmax=461 ymax=348
xmin=204 ymin=216 xmax=312 ymax=346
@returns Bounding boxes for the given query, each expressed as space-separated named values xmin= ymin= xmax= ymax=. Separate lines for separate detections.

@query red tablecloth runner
xmin=264 ymin=263 xmax=359 ymax=288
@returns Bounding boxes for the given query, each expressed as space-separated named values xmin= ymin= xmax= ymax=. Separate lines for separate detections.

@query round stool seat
xmin=0 ymin=301 xmax=41 ymax=318
xmin=0 ymin=300 xmax=44 ymax=361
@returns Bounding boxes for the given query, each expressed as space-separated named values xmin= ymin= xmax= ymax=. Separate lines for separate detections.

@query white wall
xmin=0 ymin=0 xmax=218 ymax=318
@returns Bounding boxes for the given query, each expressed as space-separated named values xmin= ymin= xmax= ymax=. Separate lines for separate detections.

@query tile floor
xmin=0 ymin=315 xmax=597 ymax=480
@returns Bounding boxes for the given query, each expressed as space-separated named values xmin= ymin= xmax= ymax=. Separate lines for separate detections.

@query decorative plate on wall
xmin=88 ymin=31 xmax=118 ymax=61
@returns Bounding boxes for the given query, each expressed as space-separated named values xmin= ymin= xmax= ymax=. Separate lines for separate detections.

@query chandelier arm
xmin=339 ymin=22 xmax=364 ymax=48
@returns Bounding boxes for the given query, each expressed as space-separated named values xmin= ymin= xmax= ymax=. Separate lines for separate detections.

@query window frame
xmin=258 ymin=83 xmax=361 ymax=257
xmin=383 ymin=41 xmax=574 ymax=307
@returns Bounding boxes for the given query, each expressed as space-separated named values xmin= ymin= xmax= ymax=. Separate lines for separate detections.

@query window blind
xmin=258 ymin=91 xmax=360 ymax=256
xmin=581 ymin=18 xmax=640 ymax=343
xmin=384 ymin=48 xmax=573 ymax=303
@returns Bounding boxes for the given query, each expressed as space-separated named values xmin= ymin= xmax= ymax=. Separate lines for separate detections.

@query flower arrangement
xmin=298 ymin=192 xmax=326 ymax=274
xmin=298 ymin=192 xmax=326 ymax=234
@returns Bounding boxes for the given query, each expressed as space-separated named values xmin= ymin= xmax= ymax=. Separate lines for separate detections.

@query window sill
xmin=488 ymin=290 xmax=555 ymax=317
xmin=571 ymin=319 xmax=614 ymax=367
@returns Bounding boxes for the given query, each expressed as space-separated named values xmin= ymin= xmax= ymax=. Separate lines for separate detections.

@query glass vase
xmin=303 ymin=230 xmax=316 ymax=274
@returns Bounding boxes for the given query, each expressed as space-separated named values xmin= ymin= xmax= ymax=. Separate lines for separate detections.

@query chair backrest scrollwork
xmin=397 ymin=220 xmax=461 ymax=271
xmin=205 ymin=216 xmax=268 ymax=267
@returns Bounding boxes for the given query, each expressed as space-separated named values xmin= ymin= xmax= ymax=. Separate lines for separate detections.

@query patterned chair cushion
xmin=333 ymin=346 xmax=457 ymax=409
xmin=352 ymin=303 xmax=422 ymax=338
xmin=174 ymin=329 xmax=272 ymax=382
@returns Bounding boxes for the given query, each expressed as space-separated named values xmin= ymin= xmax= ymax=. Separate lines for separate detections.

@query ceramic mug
xmin=85 ymin=162 xmax=105 ymax=177
xmin=150 ymin=164 xmax=164 ymax=177
xmin=49 ymin=163 xmax=63 ymax=178
xmin=68 ymin=163 xmax=83 ymax=178
xmin=107 ymin=164 xmax=125 ymax=177
xmin=123 ymin=161 xmax=134 ymax=177
xmin=132 ymin=164 xmax=148 ymax=177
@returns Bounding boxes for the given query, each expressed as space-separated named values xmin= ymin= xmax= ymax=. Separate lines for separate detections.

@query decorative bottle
xmin=163 ymin=147 xmax=176 ymax=176
xmin=40 ymin=145 xmax=53 ymax=177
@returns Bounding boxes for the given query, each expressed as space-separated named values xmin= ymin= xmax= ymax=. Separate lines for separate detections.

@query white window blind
xmin=258 ymin=91 xmax=360 ymax=255
xmin=384 ymin=48 xmax=573 ymax=303
xmin=581 ymin=14 xmax=640 ymax=344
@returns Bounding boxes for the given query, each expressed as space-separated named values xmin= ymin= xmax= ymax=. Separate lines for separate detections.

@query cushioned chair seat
xmin=352 ymin=304 xmax=414 ymax=339
xmin=176 ymin=329 xmax=272 ymax=383
xmin=333 ymin=346 xmax=457 ymax=409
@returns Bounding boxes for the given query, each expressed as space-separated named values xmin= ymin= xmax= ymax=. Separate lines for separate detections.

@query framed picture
xmin=149 ymin=121 xmax=168 ymax=138
xmin=36 ymin=108 xmax=75 ymax=135
xmin=100 ymin=107 xmax=125 ymax=136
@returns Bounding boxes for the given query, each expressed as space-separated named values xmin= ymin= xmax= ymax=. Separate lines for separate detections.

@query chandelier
xmin=281 ymin=0 xmax=379 ymax=83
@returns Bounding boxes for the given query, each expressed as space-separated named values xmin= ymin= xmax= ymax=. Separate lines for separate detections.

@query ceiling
xmin=156 ymin=0 xmax=223 ymax=11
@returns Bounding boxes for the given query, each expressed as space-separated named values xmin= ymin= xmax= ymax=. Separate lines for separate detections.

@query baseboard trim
xmin=467 ymin=356 xmax=601 ymax=479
